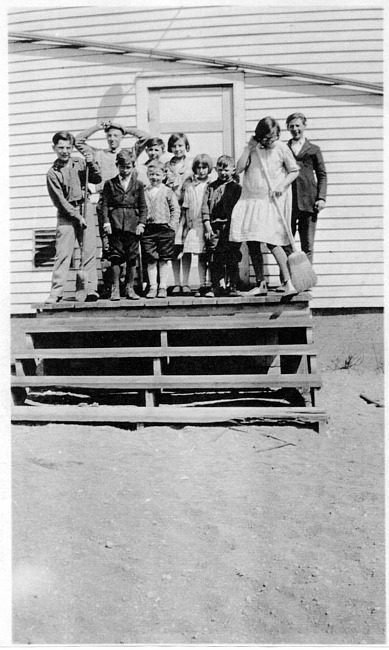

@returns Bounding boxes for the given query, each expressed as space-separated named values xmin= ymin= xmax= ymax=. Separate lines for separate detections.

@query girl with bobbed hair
xmin=229 ymin=116 xmax=300 ymax=296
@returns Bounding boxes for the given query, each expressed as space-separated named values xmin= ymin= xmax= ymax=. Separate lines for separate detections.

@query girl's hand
xmin=136 ymin=223 xmax=145 ymax=236
xmin=247 ymin=136 xmax=258 ymax=150
xmin=204 ymin=222 xmax=213 ymax=240
xmin=270 ymin=187 xmax=284 ymax=198
xmin=103 ymin=223 xmax=112 ymax=234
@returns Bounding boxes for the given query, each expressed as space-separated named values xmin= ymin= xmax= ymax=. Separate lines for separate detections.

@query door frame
xmin=136 ymin=72 xmax=246 ymax=159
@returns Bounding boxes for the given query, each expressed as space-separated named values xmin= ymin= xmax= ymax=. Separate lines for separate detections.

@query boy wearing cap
xmin=45 ymin=130 xmax=102 ymax=304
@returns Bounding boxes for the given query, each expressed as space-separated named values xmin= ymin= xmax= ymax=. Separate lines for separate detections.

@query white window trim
xmin=136 ymin=72 xmax=246 ymax=159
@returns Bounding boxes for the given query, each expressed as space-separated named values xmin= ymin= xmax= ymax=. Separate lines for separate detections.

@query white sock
xmin=148 ymin=262 xmax=158 ymax=288
xmin=158 ymin=260 xmax=170 ymax=289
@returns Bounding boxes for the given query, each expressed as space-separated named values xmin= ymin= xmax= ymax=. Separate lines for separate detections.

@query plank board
xmin=11 ymin=373 xmax=322 ymax=389
xmin=11 ymin=404 xmax=327 ymax=425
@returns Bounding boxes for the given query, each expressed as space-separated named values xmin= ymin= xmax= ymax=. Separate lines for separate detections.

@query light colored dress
xmin=182 ymin=179 xmax=208 ymax=254
xmin=229 ymin=141 xmax=299 ymax=246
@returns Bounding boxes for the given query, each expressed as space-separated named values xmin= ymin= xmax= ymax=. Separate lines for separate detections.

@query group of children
xmin=45 ymin=113 xmax=327 ymax=303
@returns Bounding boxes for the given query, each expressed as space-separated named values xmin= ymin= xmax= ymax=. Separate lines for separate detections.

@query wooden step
xmin=11 ymin=404 xmax=327 ymax=427
xmin=23 ymin=313 xmax=313 ymax=334
xmin=11 ymin=373 xmax=322 ymax=390
xmin=13 ymin=344 xmax=318 ymax=360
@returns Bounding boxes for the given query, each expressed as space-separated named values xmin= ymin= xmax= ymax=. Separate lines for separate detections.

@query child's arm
xmin=74 ymin=122 xmax=105 ymax=153
xmin=100 ymin=182 xmax=112 ymax=235
xmin=236 ymin=137 xmax=258 ymax=174
xmin=271 ymin=170 xmax=299 ymax=198
xmin=166 ymin=189 xmax=181 ymax=231
xmin=123 ymin=127 xmax=153 ymax=159
xmin=201 ymin=186 xmax=213 ymax=240
xmin=136 ymin=183 xmax=147 ymax=236
xmin=46 ymin=171 xmax=86 ymax=228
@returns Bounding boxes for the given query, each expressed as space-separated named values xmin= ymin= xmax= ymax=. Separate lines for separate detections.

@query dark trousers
xmin=205 ymin=221 xmax=242 ymax=287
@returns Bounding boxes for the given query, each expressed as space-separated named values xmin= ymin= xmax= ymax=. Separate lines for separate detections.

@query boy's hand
xmin=315 ymin=199 xmax=326 ymax=212
xmin=83 ymin=147 xmax=94 ymax=163
xmin=99 ymin=119 xmax=112 ymax=130
xmin=248 ymin=136 xmax=258 ymax=150
xmin=79 ymin=217 xmax=87 ymax=229
xmin=136 ymin=223 xmax=145 ymax=236
xmin=103 ymin=223 xmax=112 ymax=235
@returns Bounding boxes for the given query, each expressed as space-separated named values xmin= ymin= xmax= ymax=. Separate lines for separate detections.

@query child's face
xmin=288 ymin=118 xmax=306 ymax=141
xmin=171 ymin=138 xmax=187 ymax=159
xmin=147 ymin=144 xmax=163 ymax=160
xmin=147 ymin=167 xmax=165 ymax=186
xmin=106 ymin=128 xmax=124 ymax=152
xmin=194 ymin=162 xmax=210 ymax=181
xmin=53 ymin=139 xmax=73 ymax=163
xmin=216 ymin=161 xmax=234 ymax=183
xmin=257 ymin=128 xmax=278 ymax=149
xmin=117 ymin=161 xmax=134 ymax=178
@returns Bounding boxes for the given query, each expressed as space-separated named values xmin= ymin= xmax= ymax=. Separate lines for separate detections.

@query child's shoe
xmin=157 ymin=288 xmax=167 ymax=298
xmin=194 ymin=285 xmax=206 ymax=297
xmin=45 ymin=294 xmax=62 ymax=304
xmin=283 ymin=279 xmax=298 ymax=296
xmin=181 ymin=285 xmax=191 ymax=295
xmin=247 ymin=281 xmax=267 ymax=296
xmin=125 ymin=286 xmax=140 ymax=300
xmin=228 ymin=286 xmax=240 ymax=297
xmin=170 ymin=285 xmax=181 ymax=296
xmin=205 ymin=289 xmax=215 ymax=297
xmin=146 ymin=286 xmax=158 ymax=299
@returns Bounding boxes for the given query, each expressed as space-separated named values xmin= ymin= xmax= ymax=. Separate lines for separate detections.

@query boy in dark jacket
xmin=101 ymin=149 xmax=147 ymax=300
xmin=202 ymin=155 xmax=242 ymax=297
xmin=286 ymin=112 xmax=327 ymax=264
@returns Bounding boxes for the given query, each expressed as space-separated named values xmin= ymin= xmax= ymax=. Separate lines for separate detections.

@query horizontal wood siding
xmin=8 ymin=6 xmax=383 ymax=312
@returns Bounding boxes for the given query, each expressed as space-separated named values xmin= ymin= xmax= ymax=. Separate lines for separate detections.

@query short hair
xmin=286 ymin=112 xmax=307 ymax=127
xmin=254 ymin=117 xmax=281 ymax=142
xmin=167 ymin=132 xmax=190 ymax=153
xmin=147 ymin=160 xmax=166 ymax=174
xmin=192 ymin=153 xmax=213 ymax=173
xmin=116 ymin=148 xmax=135 ymax=165
xmin=216 ymin=154 xmax=235 ymax=167
xmin=52 ymin=131 xmax=75 ymax=146
xmin=146 ymin=137 xmax=165 ymax=151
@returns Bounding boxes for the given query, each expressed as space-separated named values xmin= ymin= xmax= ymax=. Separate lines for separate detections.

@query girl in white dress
xmin=164 ymin=132 xmax=193 ymax=295
xmin=229 ymin=117 xmax=300 ymax=295
xmin=182 ymin=154 xmax=213 ymax=296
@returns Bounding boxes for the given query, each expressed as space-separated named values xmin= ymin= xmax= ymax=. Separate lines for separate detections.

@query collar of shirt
xmin=291 ymin=137 xmax=306 ymax=154
xmin=120 ymin=175 xmax=131 ymax=191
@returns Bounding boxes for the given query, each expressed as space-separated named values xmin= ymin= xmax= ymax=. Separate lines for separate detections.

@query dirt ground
xmin=11 ymin=312 xmax=385 ymax=645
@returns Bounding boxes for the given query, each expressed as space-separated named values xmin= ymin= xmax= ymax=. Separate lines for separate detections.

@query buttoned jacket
xmin=287 ymin=138 xmax=327 ymax=213
xmin=101 ymin=174 xmax=147 ymax=233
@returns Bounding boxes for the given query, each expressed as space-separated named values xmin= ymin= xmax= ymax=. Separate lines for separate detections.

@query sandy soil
xmin=11 ymin=313 xmax=385 ymax=645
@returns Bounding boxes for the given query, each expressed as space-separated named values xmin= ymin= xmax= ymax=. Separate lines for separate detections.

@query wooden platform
xmin=11 ymin=292 xmax=326 ymax=430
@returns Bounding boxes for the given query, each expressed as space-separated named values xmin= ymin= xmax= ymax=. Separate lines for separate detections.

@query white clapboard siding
xmin=8 ymin=6 xmax=383 ymax=312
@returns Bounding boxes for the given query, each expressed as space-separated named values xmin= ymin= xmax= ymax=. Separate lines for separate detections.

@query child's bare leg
xmin=267 ymin=244 xmax=289 ymax=283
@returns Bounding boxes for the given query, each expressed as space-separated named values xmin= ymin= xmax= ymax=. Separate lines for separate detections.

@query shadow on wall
xmin=96 ymin=85 xmax=125 ymax=121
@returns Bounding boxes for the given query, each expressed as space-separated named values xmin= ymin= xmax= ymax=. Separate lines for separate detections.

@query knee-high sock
xmin=148 ymin=262 xmax=158 ymax=288
xmin=181 ymin=253 xmax=192 ymax=286
xmin=158 ymin=260 xmax=170 ymax=289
